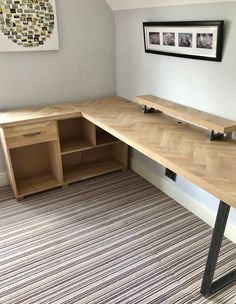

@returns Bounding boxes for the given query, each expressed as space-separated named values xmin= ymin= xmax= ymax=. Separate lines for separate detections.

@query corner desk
xmin=0 ymin=95 xmax=235 ymax=298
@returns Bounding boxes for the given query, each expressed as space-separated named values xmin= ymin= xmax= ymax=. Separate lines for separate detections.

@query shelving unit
xmin=1 ymin=114 xmax=128 ymax=199
xmin=59 ymin=119 xmax=128 ymax=185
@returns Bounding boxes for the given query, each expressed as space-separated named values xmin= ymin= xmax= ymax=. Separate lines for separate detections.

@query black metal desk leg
xmin=201 ymin=201 xmax=236 ymax=298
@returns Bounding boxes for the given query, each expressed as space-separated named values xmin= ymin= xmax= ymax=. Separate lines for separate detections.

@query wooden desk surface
xmin=1 ymin=96 xmax=236 ymax=208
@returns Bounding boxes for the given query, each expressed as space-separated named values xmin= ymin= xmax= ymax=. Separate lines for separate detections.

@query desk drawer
xmin=4 ymin=121 xmax=58 ymax=149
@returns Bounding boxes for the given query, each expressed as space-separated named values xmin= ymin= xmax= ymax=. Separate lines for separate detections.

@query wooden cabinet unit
xmin=0 ymin=113 xmax=128 ymax=200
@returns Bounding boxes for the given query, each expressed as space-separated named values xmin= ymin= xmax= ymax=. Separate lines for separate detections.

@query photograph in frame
xmin=143 ymin=21 xmax=224 ymax=61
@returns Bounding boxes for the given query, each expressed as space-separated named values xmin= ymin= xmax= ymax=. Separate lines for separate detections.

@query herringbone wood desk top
xmin=1 ymin=96 xmax=236 ymax=208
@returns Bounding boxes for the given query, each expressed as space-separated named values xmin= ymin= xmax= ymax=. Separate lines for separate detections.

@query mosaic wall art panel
xmin=0 ymin=0 xmax=59 ymax=52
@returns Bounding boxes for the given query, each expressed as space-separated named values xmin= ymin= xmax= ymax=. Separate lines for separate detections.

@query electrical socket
xmin=165 ymin=168 xmax=177 ymax=182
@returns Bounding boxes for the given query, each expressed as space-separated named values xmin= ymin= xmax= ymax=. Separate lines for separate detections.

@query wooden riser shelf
xmin=135 ymin=95 xmax=236 ymax=134
xmin=63 ymin=159 xmax=125 ymax=184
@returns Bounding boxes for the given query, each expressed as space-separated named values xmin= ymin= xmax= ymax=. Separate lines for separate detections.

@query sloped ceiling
xmin=105 ymin=0 xmax=236 ymax=11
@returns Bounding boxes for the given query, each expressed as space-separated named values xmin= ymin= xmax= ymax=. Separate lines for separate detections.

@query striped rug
xmin=0 ymin=170 xmax=235 ymax=304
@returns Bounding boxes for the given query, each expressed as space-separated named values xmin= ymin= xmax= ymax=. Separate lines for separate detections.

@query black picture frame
xmin=143 ymin=21 xmax=224 ymax=62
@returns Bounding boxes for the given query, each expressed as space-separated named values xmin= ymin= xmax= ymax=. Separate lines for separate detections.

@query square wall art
xmin=0 ymin=0 xmax=59 ymax=52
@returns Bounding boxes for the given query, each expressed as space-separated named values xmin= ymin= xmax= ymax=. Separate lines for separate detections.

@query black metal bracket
xmin=141 ymin=105 xmax=156 ymax=114
xmin=208 ymin=130 xmax=233 ymax=141
xmin=201 ymin=201 xmax=236 ymax=298
xmin=208 ymin=130 xmax=224 ymax=141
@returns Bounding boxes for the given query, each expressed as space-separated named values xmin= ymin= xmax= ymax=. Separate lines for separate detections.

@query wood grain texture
xmin=1 ymin=96 xmax=236 ymax=208
xmin=4 ymin=121 xmax=58 ymax=149
xmin=58 ymin=118 xmax=94 ymax=154
xmin=63 ymin=160 xmax=125 ymax=184
xmin=47 ymin=140 xmax=64 ymax=184
xmin=81 ymin=118 xmax=96 ymax=146
xmin=15 ymin=174 xmax=60 ymax=197
xmin=83 ymin=97 xmax=236 ymax=209
xmin=0 ymin=128 xmax=18 ymax=197
xmin=135 ymin=95 xmax=236 ymax=133
xmin=61 ymin=143 xmax=127 ymax=185
xmin=9 ymin=142 xmax=62 ymax=198
xmin=0 ymin=101 xmax=90 ymax=127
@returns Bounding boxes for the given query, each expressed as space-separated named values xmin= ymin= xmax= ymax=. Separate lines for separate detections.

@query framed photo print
xmin=143 ymin=21 xmax=224 ymax=61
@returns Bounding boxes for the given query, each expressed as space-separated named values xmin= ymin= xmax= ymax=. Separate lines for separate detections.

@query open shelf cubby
xmin=96 ymin=126 xmax=119 ymax=146
xmin=62 ymin=142 xmax=128 ymax=184
xmin=58 ymin=117 xmax=96 ymax=155
xmin=10 ymin=141 xmax=62 ymax=197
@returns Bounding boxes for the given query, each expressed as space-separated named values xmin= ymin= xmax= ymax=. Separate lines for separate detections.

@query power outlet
xmin=165 ymin=168 xmax=177 ymax=182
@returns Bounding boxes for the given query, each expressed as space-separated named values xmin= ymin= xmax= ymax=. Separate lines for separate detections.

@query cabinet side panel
xmin=48 ymin=141 xmax=63 ymax=184
xmin=82 ymin=118 xmax=96 ymax=146
xmin=112 ymin=142 xmax=129 ymax=169
xmin=0 ymin=128 xmax=18 ymax=197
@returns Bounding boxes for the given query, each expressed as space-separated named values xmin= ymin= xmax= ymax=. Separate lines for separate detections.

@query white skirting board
xmin=130 ymin=157 xmax=236 ymax=244
xmin=0 ymin=172 xmax=8 ymax=187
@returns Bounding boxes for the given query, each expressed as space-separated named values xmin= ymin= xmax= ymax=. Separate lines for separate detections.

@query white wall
xmin=115 ymin=2 xmax=236 ymax=227
xmin=106 ymin=0 xmax=236 ymax=11
xmin=0 ymin=0 xmax=115 ymax=173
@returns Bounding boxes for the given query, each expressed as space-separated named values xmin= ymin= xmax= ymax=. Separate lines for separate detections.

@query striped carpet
xmin=0 ymin=170 xmax=235 ymax=304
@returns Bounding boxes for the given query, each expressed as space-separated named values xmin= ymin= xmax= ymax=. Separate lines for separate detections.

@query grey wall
xmin=0 ymin=0 xmax=115 ymax=173
xmin=115 ymin=2 xmax=236 ymax=224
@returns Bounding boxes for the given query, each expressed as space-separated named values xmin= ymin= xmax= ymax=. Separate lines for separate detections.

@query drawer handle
xmin=23 ymin=132 xmax=41 ymax=137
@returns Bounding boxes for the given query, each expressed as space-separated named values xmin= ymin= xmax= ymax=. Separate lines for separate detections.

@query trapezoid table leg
xmin=201 ymin=201 xmax=236 ymax=298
